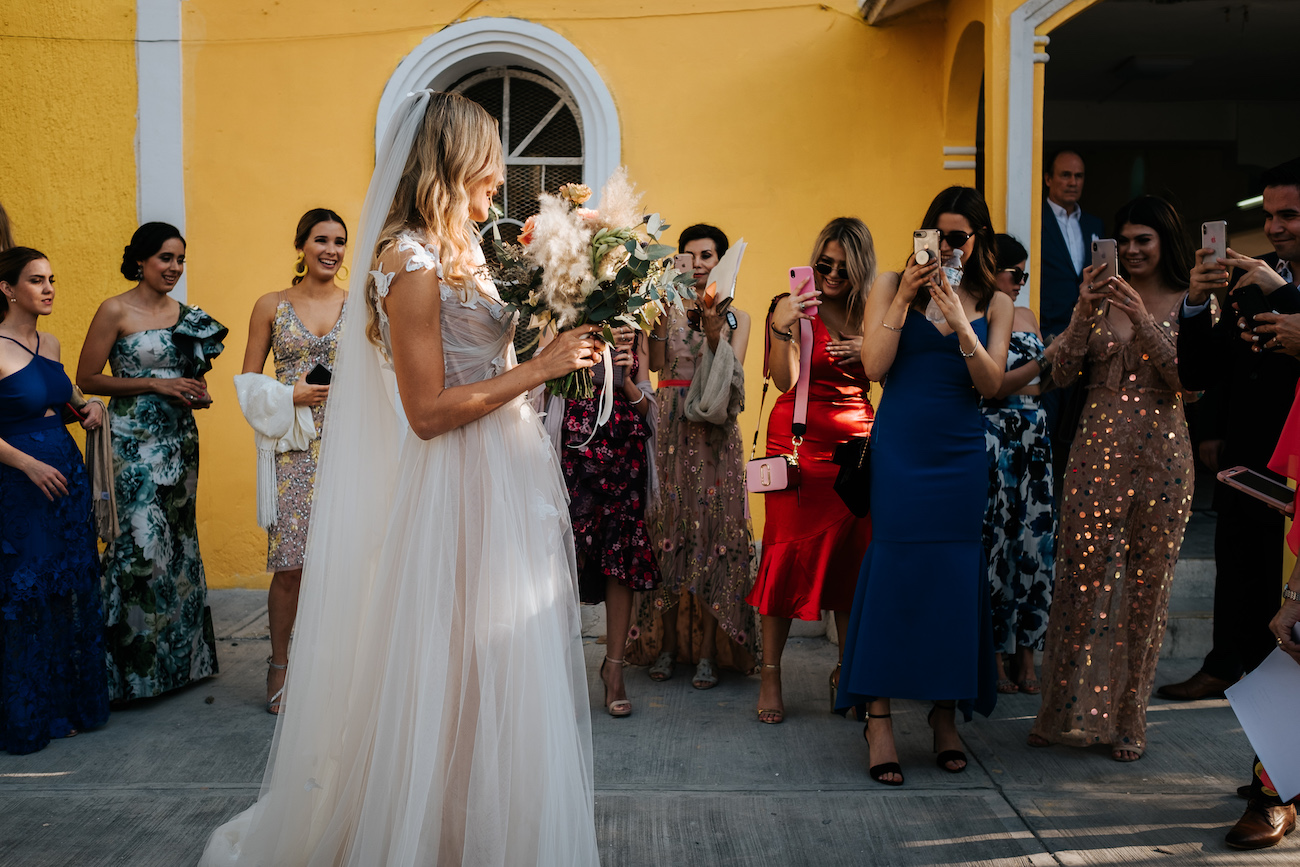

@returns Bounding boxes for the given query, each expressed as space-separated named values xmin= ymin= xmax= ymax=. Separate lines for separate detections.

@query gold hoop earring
xmin=335 ymin=263 xmax=349 ymax=283
xmin=293 ymin=251 xmax=308 ymax=280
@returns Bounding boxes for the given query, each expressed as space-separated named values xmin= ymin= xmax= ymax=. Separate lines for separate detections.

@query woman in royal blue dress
xmin=836 ymin=187 xmax=1012 ymax=785
xmin=0 ymin=247 xmax=110 ymax=754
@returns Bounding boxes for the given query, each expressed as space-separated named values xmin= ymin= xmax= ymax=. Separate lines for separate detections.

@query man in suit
xmin=1159 ymin=159 xmax=1300 ymax=714
xmin=1038 ymin=150 xmax=1105 ymax=480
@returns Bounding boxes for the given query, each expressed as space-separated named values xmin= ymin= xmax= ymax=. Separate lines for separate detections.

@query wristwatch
xmin=1284 ymin=587 xmax=1300 ymax=603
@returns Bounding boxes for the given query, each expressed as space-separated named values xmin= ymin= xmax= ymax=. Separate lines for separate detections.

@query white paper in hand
xmin=1225 ymin=644 xmax=1300 ymax=802
xmin=704 ymin=239 xmax=746 ymax=303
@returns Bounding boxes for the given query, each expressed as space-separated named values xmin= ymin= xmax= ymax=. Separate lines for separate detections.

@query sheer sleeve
xmin=1051 ymin=309 xmax=1096 ymax=388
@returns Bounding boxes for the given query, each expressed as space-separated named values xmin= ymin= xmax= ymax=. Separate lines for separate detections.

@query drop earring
xmin=293 ymin=252 xmax=308 ymax=281
xmin=136 ymin=265 xmax=144 ymax=281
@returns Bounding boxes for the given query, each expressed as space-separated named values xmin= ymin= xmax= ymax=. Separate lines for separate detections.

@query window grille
xmin=453 ymin=67 xmax=584 ymax=358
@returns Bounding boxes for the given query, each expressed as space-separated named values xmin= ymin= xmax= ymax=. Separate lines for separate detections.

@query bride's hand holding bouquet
xmin=533 ymin=324 xmax=605 ymax=380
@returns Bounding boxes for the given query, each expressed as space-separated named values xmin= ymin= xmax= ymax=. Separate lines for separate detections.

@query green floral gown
xmin=102 ymin=305 xmax=227 ymax=701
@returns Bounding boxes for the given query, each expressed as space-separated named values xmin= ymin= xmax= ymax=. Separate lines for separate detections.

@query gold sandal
xmin=601 ymin=656 xmax=632 ymax=717
xmin=757 ymin=663 xmax=783 ymax=724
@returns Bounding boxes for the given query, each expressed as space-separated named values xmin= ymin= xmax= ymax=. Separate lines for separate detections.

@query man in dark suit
xmin=1038 ymin=150 xmax=1105 ymax=479
xmin=1159 ymin=160 xmax=1300 ymax=711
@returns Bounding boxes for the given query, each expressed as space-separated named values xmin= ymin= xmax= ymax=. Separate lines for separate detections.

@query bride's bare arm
xmin=385 ymin=259 xmax=600 ymax=441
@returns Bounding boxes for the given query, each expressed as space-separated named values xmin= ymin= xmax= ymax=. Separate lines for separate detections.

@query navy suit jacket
xmin=1039 ymin=199 xmax=1104 ymax=338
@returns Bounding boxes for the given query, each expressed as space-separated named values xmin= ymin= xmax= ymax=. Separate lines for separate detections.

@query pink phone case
xmin=1201 ymin=220 xmax=1227 ymax=267
xmin=789 ymin=266 xmax=817 ymax=318
xmin=913 ymin=229 xmax=940 ymax=267
xmin=1217 ymin=466 xmax=1295 ymax=515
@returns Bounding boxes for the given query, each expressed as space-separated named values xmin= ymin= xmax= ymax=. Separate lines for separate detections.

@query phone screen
xmin=1225 ymin=469 xmax=1293 ymax=503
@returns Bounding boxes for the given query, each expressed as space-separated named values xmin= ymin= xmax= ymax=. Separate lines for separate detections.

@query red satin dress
xmin=747 ymin=314 xmax=874 ymax=620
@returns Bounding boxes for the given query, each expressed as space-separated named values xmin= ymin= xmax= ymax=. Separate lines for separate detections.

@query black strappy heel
xmin=928 ymin=702 xmax=968 ymax=773
xmin=863 ymin=711 xmax=904 ymax=786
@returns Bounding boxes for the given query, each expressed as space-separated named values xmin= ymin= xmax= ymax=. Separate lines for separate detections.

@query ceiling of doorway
xmin=1045 ymin=0 xmax=1300 ymax=102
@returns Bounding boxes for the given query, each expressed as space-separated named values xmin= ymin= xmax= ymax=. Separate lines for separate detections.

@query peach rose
xmin=559 ymin=183 xmax=593 ymax=206
xmin=517 ymin=215 xmax=537 ymax=247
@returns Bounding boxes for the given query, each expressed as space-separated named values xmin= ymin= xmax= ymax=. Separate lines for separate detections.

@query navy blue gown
xmin=836 ymin=311 xmax=996 ymax=719
xmin=0 ymin=335 xmax=109 ymax=754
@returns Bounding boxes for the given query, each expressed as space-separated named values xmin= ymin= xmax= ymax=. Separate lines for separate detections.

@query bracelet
xmin=1284 ymin=587 xmax=1300 ymax=603
xmin=959 ymin=343 xmax=977 ymax=358
xmin=628 ymin=389 xmax=647 ymax=406
xmin=881 ymin=320 xmax=904 ymax=333
xmin=770 ymin=323 xmax=793 ymax=342
xmin=649 ymin=331 xmax=668 ymax=342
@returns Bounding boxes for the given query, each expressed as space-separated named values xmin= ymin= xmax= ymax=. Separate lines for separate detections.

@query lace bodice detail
xmin=371 ymin=231 xmax=517 ymax=387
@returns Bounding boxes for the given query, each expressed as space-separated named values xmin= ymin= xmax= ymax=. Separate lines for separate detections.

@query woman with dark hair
xmin=236 ymin=208 xmax=347 ymax=713
xmin=77 ymin=222 xmax=227 ymax=703
xmin=630 ymin=222 xmax=758 ymax=689
xmin=1028 ymin=195 xmax=1195 ymax=762
xmin=747 ymin=217 xmax=877 ymax=724
xmin=981 ymin=233 xmax=1056 ymax=695
xmin=0 ymin=247 xmax=109 ymax=753
xmin=836 ymin=186 xmax=1013 ymax=785
xmin=0 ymin=202 xmax=14 ymax=251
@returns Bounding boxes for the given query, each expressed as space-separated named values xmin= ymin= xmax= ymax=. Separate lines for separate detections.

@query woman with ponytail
xmin=235 ymin=209 xmax=347 ymax=714
xmin=76 ymin=222 xmax=228 ymax=703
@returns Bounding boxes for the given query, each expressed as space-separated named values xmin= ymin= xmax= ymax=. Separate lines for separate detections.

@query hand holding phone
xmin=1218 ymin=466 xmax=1295 ymax=515
xmin=789 ymin=266 xmax=818 ymax=319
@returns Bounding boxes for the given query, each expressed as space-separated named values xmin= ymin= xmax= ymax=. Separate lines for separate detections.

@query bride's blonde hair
xmin=366 ymin=91 xmax=504 ymax=348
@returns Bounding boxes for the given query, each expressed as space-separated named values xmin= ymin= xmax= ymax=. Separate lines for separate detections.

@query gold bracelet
xmin=881 ymin=320 xmax=903 ymax=333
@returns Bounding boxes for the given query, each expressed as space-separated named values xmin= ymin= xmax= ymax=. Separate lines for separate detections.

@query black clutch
xmin=831 ymin=436 xmax=871 ymax=518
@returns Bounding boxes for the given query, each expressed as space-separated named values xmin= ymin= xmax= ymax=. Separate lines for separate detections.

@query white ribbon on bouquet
xmin=570 ymin=344 xmax=615 ymax=450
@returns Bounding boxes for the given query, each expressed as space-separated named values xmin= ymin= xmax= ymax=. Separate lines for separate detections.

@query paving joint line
xmin=963 ymin=738 xmax=1064 ymax=866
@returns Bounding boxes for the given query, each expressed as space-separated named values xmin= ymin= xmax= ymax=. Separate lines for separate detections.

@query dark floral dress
xmin=0 ymin=336 xmax=110 ymax=753
xmin=980 ymin=330 xmax=1055 ymax=654
xmin=102 ymin=305 xmax=227 ymax=701
xmin=561 ymin=359 xmax=659 ymax=604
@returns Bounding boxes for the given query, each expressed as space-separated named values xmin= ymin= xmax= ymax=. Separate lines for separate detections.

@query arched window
xmin=452 ymin=66 xmax=584 ymax=243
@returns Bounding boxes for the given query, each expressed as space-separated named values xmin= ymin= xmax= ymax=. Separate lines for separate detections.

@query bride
xmin=200 ymin=91 xmax=604 ymax=865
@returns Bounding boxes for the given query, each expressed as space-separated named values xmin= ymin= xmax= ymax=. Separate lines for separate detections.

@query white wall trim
xmin=943 ymin=146 xmax=978 ymax=156
xmin=377 ymin=18 xmax=621 ymax=201
xmin=136 ymin=0 xmax=187 ymax=301
xmin=944 ymin=160 xmax=977 ymax=170
xmin=1006 ymin=1 xmax=1076 ymax=253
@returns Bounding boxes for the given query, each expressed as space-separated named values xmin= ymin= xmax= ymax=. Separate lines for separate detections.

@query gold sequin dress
xmin=1030 ymin=296 xmax=1194 ymax=754
xmin=266 ymin=297 xmax=343 ymax=572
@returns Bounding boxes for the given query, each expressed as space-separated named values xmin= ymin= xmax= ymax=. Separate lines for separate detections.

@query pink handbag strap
xmin=751 ymin=296 xmax=813 ymax=457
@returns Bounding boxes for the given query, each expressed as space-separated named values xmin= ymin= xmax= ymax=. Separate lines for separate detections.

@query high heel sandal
xmin=756 ymin=663 xmax=784 ymax=724
xmin=863 ymin=711 xmax=904 ymax=786
xmin=829 ymin=663 xmax=866 ymax=720
xmin=928 ymin=702 xmax=967 ymax=773
xmin=266 ymin=657 xmax=288 ymax=715
xmin=601 ymin=656 xmax=632 ymax=717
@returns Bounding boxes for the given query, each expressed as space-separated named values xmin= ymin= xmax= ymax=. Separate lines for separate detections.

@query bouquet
xmin=490 ymin=168 xmax=696 ymax=399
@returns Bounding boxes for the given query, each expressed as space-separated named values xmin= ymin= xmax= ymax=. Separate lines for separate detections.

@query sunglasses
xmin=937 ymin=230 xmax=974 ymax=249
xmin=1000 ymin=267 xmax=1028 ymax=285
xmin=814 ymin=261 xmax=850 ymax=280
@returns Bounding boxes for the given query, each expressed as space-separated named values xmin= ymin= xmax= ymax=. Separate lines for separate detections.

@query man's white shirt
xmin=1048 ymin=197 xmax=1087 ymax=274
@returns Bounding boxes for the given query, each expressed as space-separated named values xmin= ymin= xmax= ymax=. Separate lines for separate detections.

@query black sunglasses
xmin=814 ymin=261 xmax=850 ymax=280
xmin=938 ymin=230 xmax=974 ymax=249
xmin=1000 ymin=267 xmax=1028 ymax=285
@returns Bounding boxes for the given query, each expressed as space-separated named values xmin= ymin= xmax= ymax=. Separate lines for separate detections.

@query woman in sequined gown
xmin=629 ymin=223 xmax=758 ymax=687
xmin=980 ymin=234 xmax=1056 ymax=696
xmin=1028 ymin=196 xmax=1196 ymax=762
xmin=240 ymin=209 xmax=347 ymax=713
xmin=78 ymin=223 xmax=227 ymax=703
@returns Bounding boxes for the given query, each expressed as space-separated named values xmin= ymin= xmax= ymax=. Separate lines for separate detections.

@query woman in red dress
xmin=748 ymin=217 xmax=877 ymax=724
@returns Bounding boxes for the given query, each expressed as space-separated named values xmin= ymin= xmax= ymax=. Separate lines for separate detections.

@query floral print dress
xmin=102 ymin=305 xmax=227 ymax=701
xmin=561 ymin=357 xmax=659 ymax=604
xmin=980 ymin=330 xmax=1055 ymax=654
xmin=627 ymin=306 xmax=758 ymax=673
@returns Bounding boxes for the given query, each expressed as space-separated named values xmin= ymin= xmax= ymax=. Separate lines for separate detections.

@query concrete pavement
xmin=0 ymin=589 xmax=1290 ymax=866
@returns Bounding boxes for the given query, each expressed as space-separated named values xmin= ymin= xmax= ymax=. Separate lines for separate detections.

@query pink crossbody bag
xmin=745 ymin=308 xmax=813 ymax=494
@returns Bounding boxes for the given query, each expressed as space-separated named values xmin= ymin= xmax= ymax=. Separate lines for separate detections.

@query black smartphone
xmin=305 ymin=363 xmax=333 ymax=385
xmin=1233 ymin=285 xmax=1278 ymax=327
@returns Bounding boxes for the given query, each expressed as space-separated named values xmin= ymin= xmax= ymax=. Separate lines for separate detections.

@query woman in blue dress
xmin=0 ymin=247 xmax=110 ymax=753
xmin=836 ymin=187 xmax=1012 ymax=785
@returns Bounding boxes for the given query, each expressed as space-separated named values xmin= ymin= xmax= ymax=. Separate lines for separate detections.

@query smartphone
xmin=1201 ymin=220 xmax=1227 ymax=267
xmin=1233 ymin=284 xmax=1278 ymax=327
xmin=1091 ymin=239 xmax=1118 ymax=283
xmin=305 ymin=363 xmax=333 ymax=386
xmin=1218 ymin=466 xmax=1295 ymax=516
xmin=673 ymin=253 xmax=694 ymax=274
xmin=789 ymin=265 xmax=817 ymax=318
xmin=913 ymin=229 xmax=940 ymax=267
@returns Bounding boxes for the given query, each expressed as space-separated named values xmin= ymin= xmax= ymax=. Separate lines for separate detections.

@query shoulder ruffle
xmin=173 ymin=305 xmax=229 ymax=377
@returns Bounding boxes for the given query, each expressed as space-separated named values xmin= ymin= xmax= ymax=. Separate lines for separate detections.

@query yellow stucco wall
xmin=179 ymin=0 xmax=971 ymax=587
xmin=0 ymin=2 xmax=139 ymax=387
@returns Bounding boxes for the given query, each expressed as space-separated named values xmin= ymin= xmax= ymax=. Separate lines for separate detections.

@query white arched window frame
xmin=376 ymin=18 xmax=621 ymax=204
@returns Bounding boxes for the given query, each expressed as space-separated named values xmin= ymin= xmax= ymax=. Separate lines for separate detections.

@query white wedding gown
xmin=199 ymin=233 xmax=600 ymax=866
